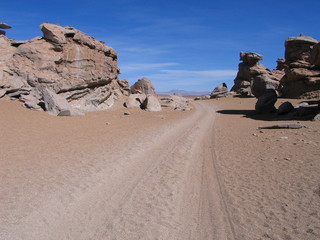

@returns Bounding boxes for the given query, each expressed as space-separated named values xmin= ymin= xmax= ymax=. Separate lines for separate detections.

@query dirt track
xmin=0 ymin=101 xmax=235 ymax=240
xmin=2 ymin=98 xmax=320 ymax=240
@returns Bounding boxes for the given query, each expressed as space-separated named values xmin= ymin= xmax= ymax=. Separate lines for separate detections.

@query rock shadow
xmin=216 ymin=109 xmax=316 ymax=121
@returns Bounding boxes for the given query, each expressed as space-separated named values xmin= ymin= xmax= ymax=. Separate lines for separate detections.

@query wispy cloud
xmin=120 ymin=64 xmax=237 ymax=92
xmin=147 ymin=69 xmax=237 ymax=91
xmin=158 ymin=69 xmax=237 ymax=78
xmin=120 ymin=62 xmax=179 ymax=72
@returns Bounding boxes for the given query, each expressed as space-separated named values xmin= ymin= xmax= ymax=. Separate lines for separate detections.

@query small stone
xmin=124 ymin=112 xmax=130 ymax=115
xmin=280 ymin=136 xmax=289 ymax=140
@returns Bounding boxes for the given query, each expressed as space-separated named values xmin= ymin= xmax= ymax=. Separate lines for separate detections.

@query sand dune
xmin=1 ymin=97 xmax=319 ymax=240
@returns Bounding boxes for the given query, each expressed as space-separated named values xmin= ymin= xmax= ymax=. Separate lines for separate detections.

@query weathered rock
xmin=210 ymin=83 xmax=229 ymax=98
xmin=19 ymin=94 xmax=42 ymax=111
xmin=240 ymin=52 xmax=263 ymax=64
xmin=276 ymin=58 xmax=285 ymax=70
xmin=277 ymin=101 xmax=294 ymax=115
xmin=160 ymin=94 xmax=191 ymax=111
xmin=310 ymin=42 xmax=320 ymax=66
xmin=39 ymin=87 xmax=73 ymax=116
xmin=131 ymin=77 xmax=156 ymax=95
xmin=313 ymin=113 xmax=320 ymax=121
xmin=124 ymin=93 xmax=146 ymax=108
xmin=255 ymin=89 xmax=277 ymax=113
xmin=296 ymin=102 xmax=309 ymax=108
xmin=194 ymin=95 xmax=211 ymax=100
xmin=232 ymin=52 xmax=284 ymax=97
xmin=40 ymin=23 xmax=68 ymax=44
xmin=0 ymin=22 xmax=126 ymax=115
xmin=0 ymin=89 xmax=6 ymax=98
xmin=0 ymin=23 xmax=12 ymax=29
xmin=280 ymin=35 xmax=320 ymax=98
xmin=141 ymin=95 xmax=162 ymax=112
xmin=7 ymin=88 xmax=31 ymax=98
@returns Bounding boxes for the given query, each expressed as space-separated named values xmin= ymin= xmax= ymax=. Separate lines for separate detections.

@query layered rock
xmin=232 ymin=52 xmax=284 ymax=97
xmin=0 ymin=22 xmax=128 ymax=115
xmin=280 ymin=35 xmax=320 ymax=98
xmin=160 ymin=94 xmax=191 ymax=111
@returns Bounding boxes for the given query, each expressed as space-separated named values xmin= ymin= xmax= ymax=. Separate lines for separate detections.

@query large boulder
xmin=130 ymin=77 xmax=156 ymax=95
xmin=210 ymin=83 xmax=229 ymax=98
xmin=124 ymin=93 xmax=146 ymax=108
xmin=141 ymin=95 xmax=162 ymax=112
xmin=255 ymin=89 xmax=277 ymax=113
xmin=231 ymin=52 xmax=284 ymax=97
xmin=160 ymin=94 xmax=191 ymax=111
xmin=0 ymin=22 xmax=127 ymax=115
xmin=280 ymin=35 xmax=320 ymax=98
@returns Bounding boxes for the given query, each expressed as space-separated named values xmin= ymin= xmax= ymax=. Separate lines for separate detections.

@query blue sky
xmin=1 ymin=0 xmax=319 ymax=92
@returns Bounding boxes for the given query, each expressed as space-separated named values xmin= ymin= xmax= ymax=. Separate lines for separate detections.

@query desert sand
xmin=0 ymin=96 xmax=319 ymax=240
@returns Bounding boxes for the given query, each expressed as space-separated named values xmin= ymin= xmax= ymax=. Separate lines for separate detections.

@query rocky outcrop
xmin=232 ymin=52 xmax=284 ymax=97
xmin=280 ymin=35 xmax=320 ymax=98
xmin=124 ymin=77 xmax=162 ymax=112
xmin=160 ymin=94 xmax=191 ymax=111
xmin=210 ymin=83 xmax=229 ymax=98
xmin=231 ymin=52 xmax=285 ymax=113
xmin=0 ymin=22 xmax=128 ymax=115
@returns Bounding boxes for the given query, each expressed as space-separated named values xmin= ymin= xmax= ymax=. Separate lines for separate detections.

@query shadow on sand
xmin=216 ymin=109 xmax=317 ymax=121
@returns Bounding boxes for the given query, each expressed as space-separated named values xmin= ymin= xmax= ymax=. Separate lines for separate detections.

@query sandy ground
xmin=0 ymin=96 xmax=319 ymax=240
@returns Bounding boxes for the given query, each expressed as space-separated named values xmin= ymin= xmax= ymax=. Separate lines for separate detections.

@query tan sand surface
xmin=0 ymin=96 xmax=319 ymax=240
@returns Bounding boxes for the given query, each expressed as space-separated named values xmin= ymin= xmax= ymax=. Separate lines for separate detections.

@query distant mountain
xmin=157 ymin=89 xmax=210 ymax=96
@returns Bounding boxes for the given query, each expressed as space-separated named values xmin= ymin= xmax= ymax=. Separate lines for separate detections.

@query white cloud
xmin=120 ymin=62 xmax=180 ymax=72
xmin=151 ymin=69 xmax=237 ymax=91
xmin=158 ymin=69 xmax=237 ymax=78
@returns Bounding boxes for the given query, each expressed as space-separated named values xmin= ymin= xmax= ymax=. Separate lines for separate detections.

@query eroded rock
xmin=160 ymin=94 xmax=191 ymax=111
xmin=280 ymin=35 xmax=320 ymax=98
xmin=131 ymin=77 xmax=156 ymax=95
xmin=0 ymin=22 xmax=127 ymax=115
xmin=232 ymin=52 xmax=284 ymax=97
xmin=141 ymin=95 xmax=162 ymax=112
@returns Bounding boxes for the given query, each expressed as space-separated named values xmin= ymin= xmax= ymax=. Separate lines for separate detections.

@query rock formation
xmin=160 ymin=94 xmax=191 ymax=111
xmin=124 ymin=77 xmax=162 ymax=112
xmin=0 ymin=22 xmax=129 ymax=115
xmin=125 ymin=77 xmax=192 ymax=111
xmin=232 ymin=52 xmax=284 ymax=97
xmin=231 ymin=52 xmax=285 ymax=113
xmin=141 ymin=95 xmax=162 ymax=112
xmin=210 ymin=83 xmax=229 ymax=98
xmin=0 ymin=22 xmax=12 ymax=36
xmin=280 ymin=35 xmax=320 ymax=98
xmin=130 ymin=77 xmax=156 ymax=95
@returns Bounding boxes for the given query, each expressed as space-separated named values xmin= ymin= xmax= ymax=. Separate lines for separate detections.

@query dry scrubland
xmin=1 ymin=96 xmax=319 ymax=240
